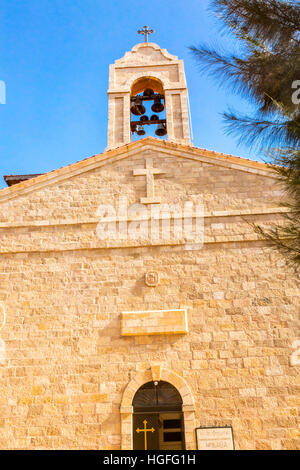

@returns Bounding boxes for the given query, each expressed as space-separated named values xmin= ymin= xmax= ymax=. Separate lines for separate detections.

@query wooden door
xmin=158 ymin=413 xmax=185 ymax=450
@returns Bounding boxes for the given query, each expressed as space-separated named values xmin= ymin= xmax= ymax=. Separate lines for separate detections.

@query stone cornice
xmin=0 ymin=207 xmax=289 ymax=230
xmin=0 ymin=237 xmax=278 ymax=255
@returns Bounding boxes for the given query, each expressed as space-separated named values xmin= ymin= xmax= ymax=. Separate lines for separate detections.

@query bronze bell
xmin=143 ymin=88 xmax=154 ymax=97
xmin=140 ymin=115 xmax=149 ymax=122
xmin=155 ymin=123 xmax=167 ymax=136
xmin=150 ymin=114 xmax=159 ymax=122
xmin=130 ymin=97 xmax=146 ymax=116
xmin=151 ymin=96 xmax=164 ymax=113
xmin=131 ymin=123 xmax=137 ymax=133
xmin=136 ymin=125 xmax=146 ymax=136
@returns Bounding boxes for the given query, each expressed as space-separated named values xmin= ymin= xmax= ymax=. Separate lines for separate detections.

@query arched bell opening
xmin=132 ymin=381 xmax=185 ymax=450
xmin=130 ymin=77 xmax=167 ymax=141
xmin=131 ymin=77 xmax=164 ymax=96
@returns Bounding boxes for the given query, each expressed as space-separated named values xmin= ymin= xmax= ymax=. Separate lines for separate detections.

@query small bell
xmin=155 ymin=123 xmax=167 ymax=136
xmin=143 ymin=88 xmax=154 ymax=97
xmin=150 ymin=114 xmax=159 ymax=122
xmin=140 ymin=115 xmax=149 ymax=122
xmin=151 ymin=96 xmax=164 ymax=113
xmin=137 ymin=125 xmax=146 ymax=136
xmin=130 ymin=97 xmax=146 ymax=116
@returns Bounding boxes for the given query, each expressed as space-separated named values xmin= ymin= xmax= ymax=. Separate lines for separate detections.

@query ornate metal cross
xmin=133 ymin=158 xmax=164 ymax=204
xmin=137 ymin=26 xmax=155 ymax=43
xmin=136 ymin=420 xmax=155 ymax=450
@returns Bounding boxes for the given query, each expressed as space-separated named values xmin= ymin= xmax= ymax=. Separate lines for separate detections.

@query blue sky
xmin=0 ymin=0 xmax=261 ymax=189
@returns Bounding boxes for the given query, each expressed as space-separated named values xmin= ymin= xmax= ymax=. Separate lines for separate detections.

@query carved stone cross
xmin=133 ymin=158 xmax=164 ymax=204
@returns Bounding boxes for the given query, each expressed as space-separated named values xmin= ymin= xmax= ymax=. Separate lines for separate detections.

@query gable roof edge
xmin=0 ymin=138 xmax=279 ymax=204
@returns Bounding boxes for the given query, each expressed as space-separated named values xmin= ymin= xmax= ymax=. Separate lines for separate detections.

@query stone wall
xmin=0 ymin=139 xmax=299 ymax=450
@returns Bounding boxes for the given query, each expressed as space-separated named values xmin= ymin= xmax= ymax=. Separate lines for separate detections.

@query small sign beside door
xmin=195 ymin=426 xmax=235 ymax=450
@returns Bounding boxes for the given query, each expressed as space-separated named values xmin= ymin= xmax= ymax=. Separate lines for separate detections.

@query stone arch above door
xmin=120 ymin=365 xmax=196 ymax=450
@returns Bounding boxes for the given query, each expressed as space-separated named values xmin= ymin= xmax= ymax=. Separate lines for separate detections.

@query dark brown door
xmin=133 ymin=413 xmax=159 ymax=450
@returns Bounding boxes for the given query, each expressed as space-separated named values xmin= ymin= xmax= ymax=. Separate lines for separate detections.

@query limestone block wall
xmin=0 ymin=243 xmax=299 ymax=450
xmin=0 ymin=144 xmax=287 ymax=227
xmin=0 ymin=140 xmax=298 ymax=450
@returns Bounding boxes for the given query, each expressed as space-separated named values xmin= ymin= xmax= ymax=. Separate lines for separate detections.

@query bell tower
xmin=106 ymin=28 xmax=192 ymax=151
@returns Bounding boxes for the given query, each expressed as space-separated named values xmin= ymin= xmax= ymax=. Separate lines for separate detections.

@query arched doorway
xmin=120 ymin=366 xmax=196 ymax=450
xmin=132 ymin=381 xmax=185 ymax=450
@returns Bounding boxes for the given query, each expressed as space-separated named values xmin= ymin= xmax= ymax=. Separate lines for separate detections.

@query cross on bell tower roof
xmin=137 ymin=26 xmax=155 ymax=43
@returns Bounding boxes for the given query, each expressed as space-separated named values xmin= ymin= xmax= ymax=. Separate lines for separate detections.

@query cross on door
xmin=133 ymin=158 xmax=164 ymax=204
xmin=136 ymin=419 xmax=155 ymax=450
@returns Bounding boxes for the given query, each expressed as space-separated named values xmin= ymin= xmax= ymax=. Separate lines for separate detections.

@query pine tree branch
xmin=253 ymin=221 xmax=300 ymax=269
xmin=222 ymin=112 xmax=300 ymax=148
xmin=212 ymin=0 xmax=300 ymax=45
xmin=190 ymin=44 xmax=300 ymax=115
xmin=192 ymin=0 xmax=300 ymax=267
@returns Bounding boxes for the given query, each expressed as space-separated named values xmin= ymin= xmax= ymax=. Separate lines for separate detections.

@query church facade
xmin=0 ymin=41 xmax=299 ymax=450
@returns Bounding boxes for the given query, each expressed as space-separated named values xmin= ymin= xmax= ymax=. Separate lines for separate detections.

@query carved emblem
xmin=145 ymin=271 xmax=160 ymax=287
